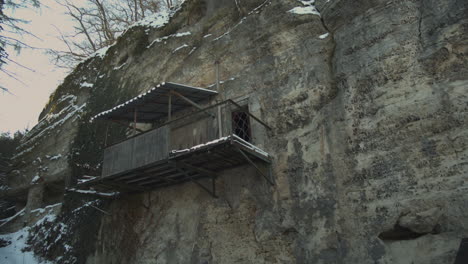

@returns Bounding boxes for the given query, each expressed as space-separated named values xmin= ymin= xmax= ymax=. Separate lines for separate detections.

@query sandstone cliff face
xmin=1 ymin=0 xmax=467 ymax=263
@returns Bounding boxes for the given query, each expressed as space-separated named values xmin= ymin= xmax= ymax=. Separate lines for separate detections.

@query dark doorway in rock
xmin=232 ymin=106 xmax=251 ymax=142
xmin=455 ymin=238 xmax=468 ymax=264
xmin=378 ymin=224 xmax=426 ymax=241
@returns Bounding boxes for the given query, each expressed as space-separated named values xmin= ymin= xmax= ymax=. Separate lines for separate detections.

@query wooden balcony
xmin=78 ymin=89 xmax=273 ymax=197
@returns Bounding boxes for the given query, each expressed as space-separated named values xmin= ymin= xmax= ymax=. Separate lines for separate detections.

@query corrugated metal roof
xmin=90 ymin=82 xmax=218 ymax=123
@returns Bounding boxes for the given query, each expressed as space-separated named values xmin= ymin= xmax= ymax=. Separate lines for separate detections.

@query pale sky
xmin=0 ymin=2 xmax=74 ymax=133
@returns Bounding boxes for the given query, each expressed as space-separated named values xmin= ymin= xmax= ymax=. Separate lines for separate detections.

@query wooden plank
xmin=132 ymin=125 xmax=169 ymax=169
xmin=124 ymin=168 xmax=178 ymax=184
xmin=135 ymin=171 xmax=187 ymax=185
xmin=114 ymin=163 xmax=170 ymax=181
xmin=174 ymin=161 xmax=218 ymax=178
xmin=213 ymin=149 xmax=244 ymax=164
xmin=102 ymin=137 xmax=135 ymax=177
xmin=100 ymin=180 xmax=147 ymax=192
xmin=102 ymin=126 xmax=169 ymax=177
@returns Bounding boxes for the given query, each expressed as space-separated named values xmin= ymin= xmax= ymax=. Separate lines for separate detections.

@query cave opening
xmin=378 ymin=224 xmax=427 ymax=241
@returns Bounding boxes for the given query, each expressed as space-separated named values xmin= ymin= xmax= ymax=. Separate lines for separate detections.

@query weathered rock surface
xmin=1 ymin=0 xmax=467 ymax=263
xmin=398 ymin=207 xmax=442 ymax=234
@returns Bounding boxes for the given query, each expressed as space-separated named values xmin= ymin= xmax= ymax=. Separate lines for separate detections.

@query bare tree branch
xmin=49 ymin=0 xmax=178 ymax=69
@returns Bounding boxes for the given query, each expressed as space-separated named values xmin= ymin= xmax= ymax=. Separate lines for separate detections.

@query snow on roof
xmin=90 ymin=82 xmax=218 ymax=123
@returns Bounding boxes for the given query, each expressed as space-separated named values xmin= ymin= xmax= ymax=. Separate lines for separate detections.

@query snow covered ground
xmin=0 ymin=226 xmax=52 ymax=264
xmin=0 ymin=204 xmax=63 ymax=264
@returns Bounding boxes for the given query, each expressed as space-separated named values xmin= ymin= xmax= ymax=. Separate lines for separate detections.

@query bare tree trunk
xmin=139 ymin=0 xmax=145 ymax=18
xmin=133 ymin=0 xmax=138 ymax=20
xmin=92 ymin=0 xmax=114 ymax=44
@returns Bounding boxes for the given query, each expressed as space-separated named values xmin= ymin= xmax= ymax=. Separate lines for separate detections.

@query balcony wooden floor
xmin=77 ymin=136 xmax=272 ymax=195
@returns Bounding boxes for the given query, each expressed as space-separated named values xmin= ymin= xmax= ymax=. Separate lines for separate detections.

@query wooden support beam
xmin=125 ymin=169 xmax=178 ymax=184
xmin=175 ymin=161 xmax=219 ymax=178
xmin=236 ymin=147 xmax=274 ymax=186
xmin=169 ymin=90 xmax=215 ymax=118
xmin=218 ymin=105 xmax=223 ymax=137
xmin=101 ymin=180 xmax=148 ymax=192
xmin=110 ymin=120 xmax=144 ymax=133
xmin=136 ymin=172 xmax=185 ymax=186
xmin=116 ymin=166 xmax=171 ymax=181
xmin=210 ymin=151 xmax=242 ymax=165
xmin=90 ymin=204 xmax=111 ymax=215
xmin=233 ymin=141 xmax=272 ymax=164
xmin=134 ymin=110 xmax=167 ymax=114
xmin=168 ymin=161 xmax=217 ymax=198
xmin=151 ymin=100 xmax=186 ymax=107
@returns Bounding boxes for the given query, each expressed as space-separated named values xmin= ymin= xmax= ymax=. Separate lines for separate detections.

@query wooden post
xmin=168 ymin=92 xmax=172 ymax=121
xmin=215 ymin=60 xmax=220 ymax=92
xmin=215 ymin=60 xmax=223 ymax=137
xmin=217 ymin=105 xmax=223 ymax=137
xmin=104 ymin=123 xmax=109 ymax=147
xmin=133 ymin=108 xmax=137 ymax=136
xmin=167 ymin=93 xmax=172 ymax=154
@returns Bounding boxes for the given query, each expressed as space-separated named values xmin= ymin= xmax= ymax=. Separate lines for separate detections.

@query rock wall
xmin=1 ymin=0 xmax=467 ymax=263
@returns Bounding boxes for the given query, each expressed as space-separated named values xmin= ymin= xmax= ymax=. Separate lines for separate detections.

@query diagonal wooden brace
xmin=236 ymin=147 xmax=275 ymax=186
xmin=168 ymin=161 xmax=218 ymax=198
xmin=169 ymin=90 xmax=216 ymax=118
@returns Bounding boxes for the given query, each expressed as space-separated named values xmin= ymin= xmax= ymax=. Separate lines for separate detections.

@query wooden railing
xmin=101 ymin=100 xmax=270 ymax=178
xmin=102 ymin=126 xmax=169 ymax=177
